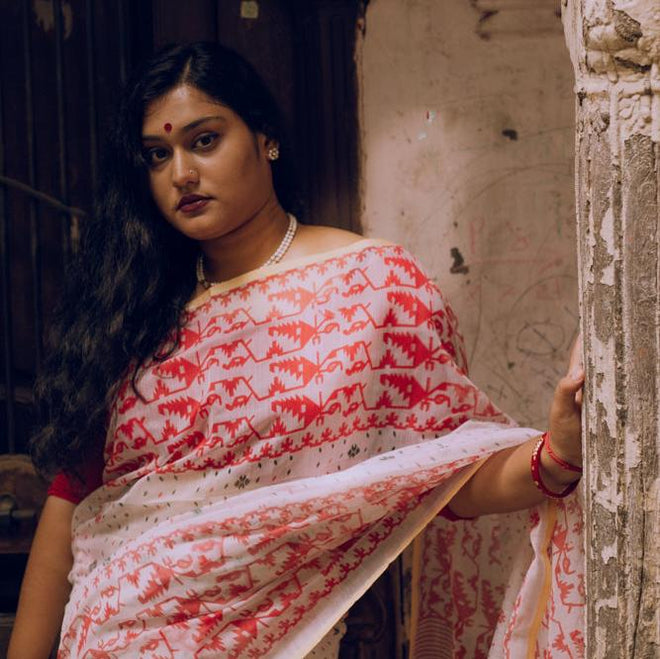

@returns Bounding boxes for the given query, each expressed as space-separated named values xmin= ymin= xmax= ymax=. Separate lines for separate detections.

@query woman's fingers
xmin=555 ymin=372 xmax=584 ymax=412
xmin=567 ymin=333 xmax=584 ymax=405
xmin=548 ymin=375 xmax=583 ymax=465
xmin=546 ymin=335 xmax=585 ymax=466
xmin=567 ymin=333 xmax=584 ymax=379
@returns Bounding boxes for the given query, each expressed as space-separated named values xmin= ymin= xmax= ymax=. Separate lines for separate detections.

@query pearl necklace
xmin=196 ymin=214 xmax=298 ymax=289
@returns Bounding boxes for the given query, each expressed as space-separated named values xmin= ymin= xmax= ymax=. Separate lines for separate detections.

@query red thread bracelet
xmin=543 ymin=431 xmax=582 ymax=473
xmin=531 ymin=436 xmax=579 ymax=500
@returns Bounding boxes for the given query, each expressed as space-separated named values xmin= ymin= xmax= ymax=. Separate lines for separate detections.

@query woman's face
xmin=141 ymin=84 xmax=276 ymax=241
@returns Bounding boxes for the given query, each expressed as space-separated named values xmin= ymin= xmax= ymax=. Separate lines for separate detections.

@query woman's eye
xmin=193 ymin=133 xmax=218 ymax=149
xmin=144 ymin=147 xmax=169 ymax=165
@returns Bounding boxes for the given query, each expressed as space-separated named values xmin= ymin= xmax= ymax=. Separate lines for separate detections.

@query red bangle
xmin=543 ymin=432 xmax=582 ymax=473
xmin=531 ymin=436 xmax=580 ymax=500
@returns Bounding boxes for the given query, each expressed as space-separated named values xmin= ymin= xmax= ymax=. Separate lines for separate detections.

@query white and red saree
xmin=59 ymin=240 xmax=584 ymax=658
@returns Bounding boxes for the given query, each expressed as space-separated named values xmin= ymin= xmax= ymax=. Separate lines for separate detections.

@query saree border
xmin=525 ymin=500 xmax=557 ymax=659
xmin=408 ymin=458 xmax=489 ymax=659
xmin=185 ymin=238 xmax=393 ymax=311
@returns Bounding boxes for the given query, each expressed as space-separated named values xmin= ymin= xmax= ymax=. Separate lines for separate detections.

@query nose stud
xmin=188 ymin=168 xmax=199 ymax=181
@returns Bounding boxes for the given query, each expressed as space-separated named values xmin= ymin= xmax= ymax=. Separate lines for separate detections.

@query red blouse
xmin=47 ymin=451 xmax=104 ymax=504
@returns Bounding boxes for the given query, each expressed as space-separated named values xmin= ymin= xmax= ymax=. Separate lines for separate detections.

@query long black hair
xmin=31 ymin=42 xmax=299 ymax=478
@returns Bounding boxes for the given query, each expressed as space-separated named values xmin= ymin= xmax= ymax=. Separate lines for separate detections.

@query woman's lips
xmin=177 ymin=197 xmax=211 ymax=214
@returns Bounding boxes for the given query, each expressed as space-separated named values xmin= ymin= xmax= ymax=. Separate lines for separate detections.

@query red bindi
xmin=164 ymin=123 xmax=172 ymax=133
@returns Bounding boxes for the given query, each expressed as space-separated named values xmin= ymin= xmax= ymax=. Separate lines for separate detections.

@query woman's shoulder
xmin=291 ymin=224 xmax=366 ymax=257
xmin=286 ymin=224 xmax=427 ymax=273
xmin=287 ymin=224 xmax=439 ymax=289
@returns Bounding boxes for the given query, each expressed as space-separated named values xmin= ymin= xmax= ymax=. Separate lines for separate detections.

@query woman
xmin=9 ymin=43 xmax=584 ymax=658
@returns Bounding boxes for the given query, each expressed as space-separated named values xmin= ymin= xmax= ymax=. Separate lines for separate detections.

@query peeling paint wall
xmin=563 ymin=0 xmax=660 ymax=655
xmin=357 ymin=0 xmax=577 ymax=427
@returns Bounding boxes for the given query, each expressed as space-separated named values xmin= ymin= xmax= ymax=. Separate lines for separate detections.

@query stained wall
xmin=357 ymin=0 xmax=578 ymax=427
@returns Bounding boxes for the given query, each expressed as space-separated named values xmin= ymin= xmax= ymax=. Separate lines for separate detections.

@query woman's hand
xmin=543 ymin=335 xmax=585 ymax=485
xmin=448 ymin=335 xmax=585 ymax=518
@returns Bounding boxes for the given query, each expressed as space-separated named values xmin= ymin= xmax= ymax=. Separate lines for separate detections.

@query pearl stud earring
xmin=267 ymin=145 xmax=280 ymax=161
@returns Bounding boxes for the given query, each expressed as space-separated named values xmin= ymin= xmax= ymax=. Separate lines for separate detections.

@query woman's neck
xmin=199 ymin=199 xmax=291 ymax=284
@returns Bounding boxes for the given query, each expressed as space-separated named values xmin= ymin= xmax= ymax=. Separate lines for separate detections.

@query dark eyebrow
xmin=142 ymin=115 xmax=227 ymax=141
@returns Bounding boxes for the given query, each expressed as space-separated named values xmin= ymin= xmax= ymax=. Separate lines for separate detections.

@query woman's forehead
xmin=143 ymin=85 xmax=233 ymax=131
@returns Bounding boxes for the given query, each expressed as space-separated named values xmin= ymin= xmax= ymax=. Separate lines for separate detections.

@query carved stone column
xmin=562 ymin=1 xmax=659 ymax=656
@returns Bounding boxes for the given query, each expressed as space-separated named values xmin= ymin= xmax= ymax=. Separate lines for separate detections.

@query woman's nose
xmin=171 ymin=153 xmax=199 ymax=188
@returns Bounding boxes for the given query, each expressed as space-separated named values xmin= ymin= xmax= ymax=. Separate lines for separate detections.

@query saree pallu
xmin=59 ymin=240 xmax=584 ymax=658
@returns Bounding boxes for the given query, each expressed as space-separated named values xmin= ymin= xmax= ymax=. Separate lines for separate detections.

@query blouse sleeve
xmin=47 ymin=472 xmax=89 ymax=504
xmin=47 ymin=450 xmax=105 ymax=504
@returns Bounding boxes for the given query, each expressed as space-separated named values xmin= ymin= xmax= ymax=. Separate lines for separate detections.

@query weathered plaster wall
xmin=357 ymin=0 xmax=577 ymax=427
xmin=563 ymin=0 xmax=660 ymax=654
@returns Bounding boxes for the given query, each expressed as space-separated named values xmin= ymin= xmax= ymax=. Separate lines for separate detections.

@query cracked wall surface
xmin=357 ymin=0 xmax=577 ymax=430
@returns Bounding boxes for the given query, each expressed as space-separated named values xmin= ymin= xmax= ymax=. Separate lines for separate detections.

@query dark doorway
xmin=0 ymin=0 xmax=363 ymax=457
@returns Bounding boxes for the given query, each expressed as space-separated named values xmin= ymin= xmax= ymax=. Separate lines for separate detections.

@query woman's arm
xmin=449 ymin=339 xmax=584 ymax=518
xmin=8 ymin=496 xmax=76 ymax=659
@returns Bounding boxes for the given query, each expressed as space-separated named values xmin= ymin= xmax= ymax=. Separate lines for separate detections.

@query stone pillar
xmin=562 ymin=1 xmax=659 ymax=656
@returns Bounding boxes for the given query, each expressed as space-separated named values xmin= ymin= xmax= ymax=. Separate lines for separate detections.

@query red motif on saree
xmin=58 ymin=243 xmax=584 ymax=658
